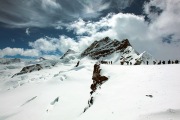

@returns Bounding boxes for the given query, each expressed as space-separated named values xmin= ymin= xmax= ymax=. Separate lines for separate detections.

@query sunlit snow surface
xmin=0 ymin=60 xmax=180 ymax=120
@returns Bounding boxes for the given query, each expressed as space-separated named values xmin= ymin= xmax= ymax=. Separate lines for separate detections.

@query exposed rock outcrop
xmin=12 ymin=59 xmax=58 ymax=78
xmin=12 ymin=64 xmax=43 ymax=78
xmin=91 ymin=64 xmax=108 ymax=93
xmin=75 ymin=61 xmax=80 ymax=67
xmin=84 ymin=63 xmax=108 ymax=113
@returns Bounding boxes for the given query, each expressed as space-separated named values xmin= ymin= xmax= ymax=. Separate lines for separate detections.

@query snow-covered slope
xmin=78 ymin=64 xmax=180 ymax=120
xmin=0 ymin=61 xmax=180 ymax=120
xmin=138 ymin=51 xmax=156 ymax=64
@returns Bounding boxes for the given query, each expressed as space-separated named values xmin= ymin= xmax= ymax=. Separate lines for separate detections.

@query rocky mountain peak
xmin=59 ymin=37 xmax=156 ymax=65
xmin=118 ymin=39 xmax=131 ymax=49
xmin=81 ymin=37 xmax=131 ymax=59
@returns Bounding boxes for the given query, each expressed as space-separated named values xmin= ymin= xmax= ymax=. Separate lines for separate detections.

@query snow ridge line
xmin=21 ymin=96 xmax=37 ymax=106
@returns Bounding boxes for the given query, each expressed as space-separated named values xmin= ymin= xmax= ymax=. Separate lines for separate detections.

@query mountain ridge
xmin=81 ymin=37 xmax=132 ymax=59
xmin=61 ymin=37 xmax=156 ymax=65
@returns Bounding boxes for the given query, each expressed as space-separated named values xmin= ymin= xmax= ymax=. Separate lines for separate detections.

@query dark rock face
xmin=81 ymin=37 xmax=131 ymax=59
xmin=91 ymin=64 xmax=108 ymax=92
xmin=12 ymin=64 xmax=43 ymax=78
xmin=21 ymin=64 xmax=42 ymax=72
xmin=146 ymin=95 xmax=153 ymax=98
xmin=91 ymin=64 xmax=108 ymax=90
xmin=75 ymin=61 xmax=80 ymax=67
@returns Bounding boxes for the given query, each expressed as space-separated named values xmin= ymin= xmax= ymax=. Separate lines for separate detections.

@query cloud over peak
xmin=144 ymin=0 xmax=180 ymax=42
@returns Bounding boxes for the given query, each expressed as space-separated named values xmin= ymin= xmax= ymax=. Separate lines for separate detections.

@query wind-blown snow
xmin=0 ymin=60 xmax=180 ymax=120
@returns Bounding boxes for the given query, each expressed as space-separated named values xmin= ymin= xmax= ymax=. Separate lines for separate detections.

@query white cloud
xmin=0 ymin=35 xmax=78 ymax=58
xmin=67 ymin=14 xmax=112 ymax=36
xmin=110 ymin=13 xmax=149 ymax=41
xmin=41 ymin=0 xmax=61 ymax=9
xmin=68 ymin=13 xmax=149 ymax=45
xmin=58 ymin=36 xmax=78 ymax=53
xmin=80 ymin=0 xmax=110 ymax=13
xmin=147 ymin=0 xmax=180 ymax=39
xmin=0 ymin=47 xmax=39 ymax=57
xmin=25 ymin=28 xmax=30 ymax=35
xmin=112 ymin=0 xmax=134 ymax=10
xmin=29 ymin=37 xmax=59 ymax=52
xmin=29 ymin=36 xmax=78 ymax=53
xmin=22 ymin=49 xmax=39 ymax=57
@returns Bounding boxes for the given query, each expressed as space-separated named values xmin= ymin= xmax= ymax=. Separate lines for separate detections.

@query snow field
xmin=78 ymin=64 xmax=180 ymax=120
xmin=0 ymin=63 xmax=180 ymax=120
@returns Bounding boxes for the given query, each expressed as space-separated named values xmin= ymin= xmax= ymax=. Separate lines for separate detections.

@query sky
xmin=0 ymin=0 xmax=180 ymax=60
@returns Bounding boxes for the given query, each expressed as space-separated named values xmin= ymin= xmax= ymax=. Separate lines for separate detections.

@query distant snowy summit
xmin=0 ymin=58 xmax=21 ymax=64
xmin=60 ymin=49 xmax=80 ymax=63
xmin=36 ymin=57 xmax=46 ymax=62
xmin=61 ymin=37 xmax=156 ymax=65
xmin=60 ymin=49 xmax=77 ymax=59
